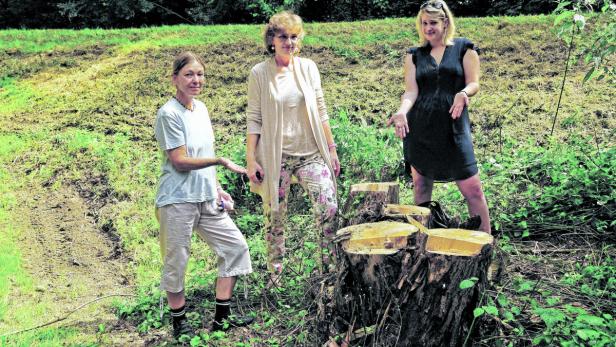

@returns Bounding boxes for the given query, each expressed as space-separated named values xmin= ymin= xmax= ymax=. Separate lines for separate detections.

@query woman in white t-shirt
xmin=154 ymin=51 xmax=253 ymax=338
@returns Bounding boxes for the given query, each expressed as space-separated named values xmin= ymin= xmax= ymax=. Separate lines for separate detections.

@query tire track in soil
xmin=5 ymin=184 xmax=144 ymax=345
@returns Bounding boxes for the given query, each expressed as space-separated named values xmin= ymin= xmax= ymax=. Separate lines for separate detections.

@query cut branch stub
xmin=383 ymin=204 xmax=431 ymax=231
xmin=349 ymin=182 xmax=400 ymax=199
xmin=339 ymin=221 xmax=418 ymax=255
xmin=424 ymin=228 xmax=494 ymax=256
xmin=338 ymin=182 xmax=399 ymax=228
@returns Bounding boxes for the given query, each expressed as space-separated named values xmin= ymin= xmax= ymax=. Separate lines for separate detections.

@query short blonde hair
xmin=263 ymin=11 xmax=305 ymax=54
xmin=416 ymin=0 xmax=456 ymax=46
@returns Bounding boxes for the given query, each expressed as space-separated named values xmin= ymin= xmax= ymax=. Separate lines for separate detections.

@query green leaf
xmin=497 ymin=293 xmax=509 ymax=307
xmin=554 ymin=10 xmax=574 ymax=26
xmin=576 ymin=329 xmax=601 ymax=341
xmin=553 ymin=1 xmax=572 ymax=14
xmin=473 ymin=307 xmax=485 ymax=318
xmin=459 ymin=277 xmax=479 ymax=289
xmin=546 ymin=296 xmax=561 ymax=306
xmin=535 ymin=308 xmax=566 ymax=329
xmin=583 ymin=67 xmax=596 ymax=83
xmin=484 ymin=305 xmax=499 ymax=316
xmin=576 ymin=314 xmax=606 ymax=327
xmin=190 ymin=336 xmax=202 ymax=346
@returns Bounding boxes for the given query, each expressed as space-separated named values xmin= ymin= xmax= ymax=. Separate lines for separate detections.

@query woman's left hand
xmin=217 ymin=188 xmax=232 ymax=203
xmin=330 ymin=148 xmax=341 ymax=177
xmin=449 ymin=92 xmax=469 ymax=120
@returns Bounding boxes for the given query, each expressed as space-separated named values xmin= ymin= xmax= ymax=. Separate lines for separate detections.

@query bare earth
xmin=2 ymin=183 xmax=144 ymax=345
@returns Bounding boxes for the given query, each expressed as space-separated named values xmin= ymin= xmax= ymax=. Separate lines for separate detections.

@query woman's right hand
xmin=247 ymin=159 xmax=264 ymax=184
xmin=386 ymin=111 xmax=409 ymax=139
xmin=219 ymin=157 xmax=247 ymax=174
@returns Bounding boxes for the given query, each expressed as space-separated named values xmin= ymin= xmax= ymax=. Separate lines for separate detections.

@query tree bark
xmin=329 ymin=221 xmax=420 ymax=345
xmin=396 ymin=229 xmax=494 ymax=347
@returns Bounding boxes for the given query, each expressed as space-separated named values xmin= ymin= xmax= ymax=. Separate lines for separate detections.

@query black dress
xmin=403 ymin=37 xmax=479 ymax=182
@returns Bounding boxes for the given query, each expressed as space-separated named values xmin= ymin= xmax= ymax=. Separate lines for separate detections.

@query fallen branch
xmin=1 ymin=293 xmax=136 ymax=337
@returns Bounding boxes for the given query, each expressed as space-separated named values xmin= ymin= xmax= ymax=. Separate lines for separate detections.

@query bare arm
xmin=449 ymin=49 xmax=480 ymax=119
xmin=387 ymin=54 xmax=419 ymax=139
xmin=167 ymin=145 xmax=245 ymax=174
xmin=322 ymin=120 xmax=340 ymax=177
xmin=246 ymin=133 xmax=264 ymax=183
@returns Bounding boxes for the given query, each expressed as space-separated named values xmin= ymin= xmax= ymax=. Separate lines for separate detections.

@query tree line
xmin=0 ymin=0 xmax=566 ymax=29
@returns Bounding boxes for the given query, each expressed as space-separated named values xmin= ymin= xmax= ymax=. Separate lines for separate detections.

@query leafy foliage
xmin=1 ymin=0 xmax=564 ymax=29
xmin=554 ymin=0 xmax=616 ymax=83
xmin=482 ymin=137 xmax=615 ymax=238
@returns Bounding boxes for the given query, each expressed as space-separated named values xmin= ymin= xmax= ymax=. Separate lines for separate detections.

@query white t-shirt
xmin=154 ymin=98 xmax=217 ymax=207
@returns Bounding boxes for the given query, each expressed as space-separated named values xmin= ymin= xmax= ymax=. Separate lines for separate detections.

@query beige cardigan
xmin=246 ymin=57 xmax=336 ymax=210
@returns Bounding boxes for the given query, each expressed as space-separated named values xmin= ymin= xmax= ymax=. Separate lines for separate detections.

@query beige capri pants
xmin=156 ymin=201 xmax=253 ymax=293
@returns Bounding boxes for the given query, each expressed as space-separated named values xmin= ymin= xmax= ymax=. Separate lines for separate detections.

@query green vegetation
xmin=1 ymin=0 xmax=559 ymax=29
xmin=1 ymin=13 xmax=614 ymax=346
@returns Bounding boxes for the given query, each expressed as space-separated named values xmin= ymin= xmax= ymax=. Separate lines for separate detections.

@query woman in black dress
xmin=387 ymin=0 xmax=491 ymax=233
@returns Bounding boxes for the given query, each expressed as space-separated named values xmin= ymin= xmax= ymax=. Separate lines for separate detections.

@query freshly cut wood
xmin=383 ymin=203 xmax=431 ymax=230
xmin=343 ymin=221 xmax=414 ymax=254
xmin=322 ymin=182 xmax=494 ymax=346
xmin=338 ymin=182 xmax=399 ymax=228
xmin=424 ymin=228 xmax=494 ymax=256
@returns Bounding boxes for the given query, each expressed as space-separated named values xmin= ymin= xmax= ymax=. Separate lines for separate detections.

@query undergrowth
xmin=483 ymin=137 xmax=615 ymax=239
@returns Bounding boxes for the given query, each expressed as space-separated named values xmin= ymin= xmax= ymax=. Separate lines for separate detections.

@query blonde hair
xmin=415 ymin=0 xmax=456 ymax=46
xmin=263 ymin=11 xmax=305 ymax=54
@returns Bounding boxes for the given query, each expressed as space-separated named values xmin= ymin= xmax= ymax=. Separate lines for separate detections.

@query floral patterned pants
xmin=263 ymin=154 xmax=338 ymax=273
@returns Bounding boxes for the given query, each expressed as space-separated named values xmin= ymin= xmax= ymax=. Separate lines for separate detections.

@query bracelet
xmin=460 ymin=90 xmax=469 ymax=97
xmin=328 ymin=143 xmax=337 ymax=150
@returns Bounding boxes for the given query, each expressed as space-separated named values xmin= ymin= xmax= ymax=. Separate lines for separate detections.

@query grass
xmin=0 ymin=13 xmax=614 ymax=346
xmin=0 ymin=134 xmax=90 ymax=346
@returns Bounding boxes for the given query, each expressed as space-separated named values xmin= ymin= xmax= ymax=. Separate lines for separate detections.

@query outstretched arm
xmin=167 ymin=145 xmax=246 ymax=174
xmin=387 ymin=54 xmax=419 ymax=139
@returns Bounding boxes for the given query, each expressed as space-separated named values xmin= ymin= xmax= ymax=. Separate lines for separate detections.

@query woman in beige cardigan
xmin=246 ymin=11 xmax=340 ymax=283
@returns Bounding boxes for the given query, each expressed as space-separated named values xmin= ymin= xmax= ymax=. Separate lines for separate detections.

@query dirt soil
xmin=3 ymin=182 xmax=144 ymax=345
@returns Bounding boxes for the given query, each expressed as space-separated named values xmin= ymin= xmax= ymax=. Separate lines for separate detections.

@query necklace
xmin=173 ymin=96 xmax=194 ymax=112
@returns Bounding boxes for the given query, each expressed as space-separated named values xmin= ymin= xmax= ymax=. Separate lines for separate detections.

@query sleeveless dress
xmin=403 ymin=37 xmax=480 ymax=182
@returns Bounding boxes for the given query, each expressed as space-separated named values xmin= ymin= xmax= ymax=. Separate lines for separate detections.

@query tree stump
xmin=329 ymin=221 xmax=419 ymax=343
xmin=396 ymin=229 xmax=494 ymax=347
xmin=327 ymin=225 xmax=493 ymax=346
xmin=338 ymin=182 xmax=399 ymax=228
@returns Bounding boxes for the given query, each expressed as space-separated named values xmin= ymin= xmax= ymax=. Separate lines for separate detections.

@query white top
xmin=154 ymin=98 xmax=217 ymax=207
xmin=276 ymin=70 xmax=319 ymax=156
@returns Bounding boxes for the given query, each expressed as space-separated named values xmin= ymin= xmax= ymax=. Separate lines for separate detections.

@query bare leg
xmin=411 ymin=166 xmax=434 ymax=205
xmin=456 ymin=174 xmax=491 ymax=233
xmin=167 ymin=290 xmax=185 ymax=310
xmin=216 ymin=276 xmax=237 ymax=300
